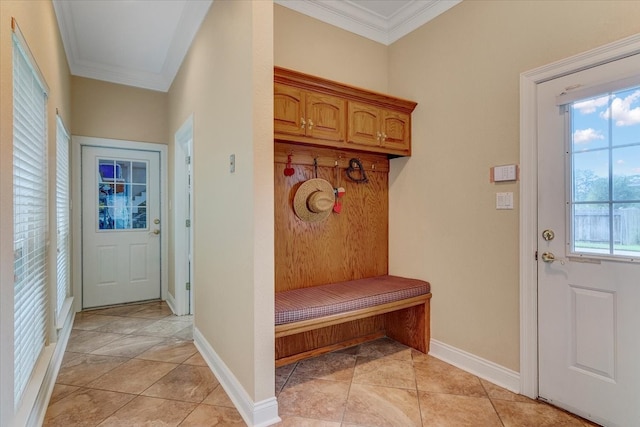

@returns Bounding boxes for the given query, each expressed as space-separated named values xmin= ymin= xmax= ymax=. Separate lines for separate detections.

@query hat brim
xmin=293 ymin=178 xmax=334 ymax=222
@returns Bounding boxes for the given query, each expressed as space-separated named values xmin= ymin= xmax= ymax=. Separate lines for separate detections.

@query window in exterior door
xmin=570 ymin=85 xmax=640 ymax=259
xmin=98 ymin=158 xmax=148 ymax=230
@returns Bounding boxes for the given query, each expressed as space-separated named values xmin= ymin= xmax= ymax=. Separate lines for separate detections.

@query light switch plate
xmin=496 ymin=192 xmax=513 ymax=209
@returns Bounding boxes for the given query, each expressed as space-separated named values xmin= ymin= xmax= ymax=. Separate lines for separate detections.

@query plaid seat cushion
xmin=275 ymin=275 xmax=431 ymax=325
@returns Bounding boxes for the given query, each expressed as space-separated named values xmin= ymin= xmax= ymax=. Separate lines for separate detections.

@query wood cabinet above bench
xmin=274 ymin=67 xmax=418 ymax=157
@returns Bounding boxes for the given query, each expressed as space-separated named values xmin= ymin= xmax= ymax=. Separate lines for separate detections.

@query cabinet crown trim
xmin=275 ymin=67 xmax=417 ymax=114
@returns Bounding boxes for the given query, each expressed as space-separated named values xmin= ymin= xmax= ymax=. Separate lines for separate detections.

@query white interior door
xmin=82 ymin=146 xmax=161 ymax=308
xmin=174 ymin=117 xmax=193 ymax=316
xmin=537 ymin=54 xmax=640 ymax=427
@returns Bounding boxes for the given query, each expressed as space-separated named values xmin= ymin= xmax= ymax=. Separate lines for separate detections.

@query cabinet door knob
xmin=376 ymin=131 xmax=381 ymax=142
xmin=300 ymin=117 xmax=306 ymax=129
xmin=381 ymin=132 xmax=387 ymax=142
xmin=308 ymin=119 xmax=314 ymax=130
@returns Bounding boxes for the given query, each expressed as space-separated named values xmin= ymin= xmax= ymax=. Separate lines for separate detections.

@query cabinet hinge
xmin=186 ymin=282 xmax=191 ymax=291
xmin=185 ymin=219 xmax=191 ymax=228
xmin=185 ymin=155 xmax=191 ymax=165
xmin=535 ymin=250 xmax=538 ymax=261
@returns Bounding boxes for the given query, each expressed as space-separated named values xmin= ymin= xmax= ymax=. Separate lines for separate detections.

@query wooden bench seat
xmin=275 ymin=275 xmax=431 ymax=366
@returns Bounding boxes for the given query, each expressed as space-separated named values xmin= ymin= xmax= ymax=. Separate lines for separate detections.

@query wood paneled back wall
xmin=274 ymin=142 xmax=389 ymax=292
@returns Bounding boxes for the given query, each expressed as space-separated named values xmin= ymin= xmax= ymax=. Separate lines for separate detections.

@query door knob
xmin=541 ymin=252 xmax=555 ymax=263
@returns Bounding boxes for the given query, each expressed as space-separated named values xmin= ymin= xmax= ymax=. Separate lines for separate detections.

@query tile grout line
xmin=411 ymin=351 xmax=426 ymax=427
xmin=479 ymin=377 xmax=507 ymax=427
xmin=338 ymin=355 xmax=358 ymax=426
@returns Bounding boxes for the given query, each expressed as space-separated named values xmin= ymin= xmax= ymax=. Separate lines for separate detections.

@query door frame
xmin=519 ymin=33 xmax=640 ymax=398
xmin=172 ymin=115 xmax=194 ymax=316
xmin=72 ymin=136 xmax=169 ymax=312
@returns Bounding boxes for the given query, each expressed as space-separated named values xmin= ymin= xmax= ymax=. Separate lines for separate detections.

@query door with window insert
xmin=82 ymin=146 xmax=161 ymax=308
xmin=537 ymin=53 xmax=640 ymax=426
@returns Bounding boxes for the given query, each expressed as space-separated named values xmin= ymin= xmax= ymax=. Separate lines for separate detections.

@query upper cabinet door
xmin=305 ymin=92 xmax=346 ymax=142
xmin=347 ymin=102 xmax=381 ymax=148
xmin=274 ymin=83 xmax=305 ymax=137
xmin=274 ymin=67 xmax=417 ymax=156
xmin=380 ymin=110 xmax=411 ymax=154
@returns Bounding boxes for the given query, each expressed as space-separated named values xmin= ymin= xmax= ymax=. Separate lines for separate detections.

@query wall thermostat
xmin=491 ymin=164 xmax=518 ymax=182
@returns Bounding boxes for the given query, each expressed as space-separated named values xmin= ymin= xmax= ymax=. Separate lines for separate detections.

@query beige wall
xmin=388 ymin=0 xmax=640 ymax=371
xmin=0 ymin=0 xmax=71 ymax=422
xmin=71 ymin=76 xmax=168 ymax=144
xmin=274 ymin=5 xmax=389 ymax=93
xmin=168 ymin=0 xmax=274 ymax=401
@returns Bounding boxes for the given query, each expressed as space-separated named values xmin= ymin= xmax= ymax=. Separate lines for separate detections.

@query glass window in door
xmin=570 ymin=85 xmax=640 ymax=259
xmin=98 ymin=158 xmax=148 ymax=230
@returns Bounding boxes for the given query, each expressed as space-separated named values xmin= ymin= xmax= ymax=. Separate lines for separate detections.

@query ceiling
xmin=53 ymin=0 xmax=461 ymax=92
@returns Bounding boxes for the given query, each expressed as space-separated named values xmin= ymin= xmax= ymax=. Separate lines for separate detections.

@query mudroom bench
xmin=275 ymin=275 xmax=431 ymax=366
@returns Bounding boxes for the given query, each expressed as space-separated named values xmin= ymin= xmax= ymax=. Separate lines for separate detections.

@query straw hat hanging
xmin=293 ymin=178 xmax=335 ymax=222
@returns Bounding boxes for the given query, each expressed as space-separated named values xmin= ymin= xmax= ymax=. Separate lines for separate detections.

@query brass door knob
xmin=541 ymin=252 xmax=555 ymax=263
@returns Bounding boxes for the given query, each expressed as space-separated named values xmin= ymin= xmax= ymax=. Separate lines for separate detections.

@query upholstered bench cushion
xmin=275 ymin=275 xmax=431 ymax=325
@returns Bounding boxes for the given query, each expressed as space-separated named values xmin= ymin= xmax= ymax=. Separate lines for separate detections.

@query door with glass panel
xmin=82 ymin=146 xmax=161 ymax=308
xmin=537 ymin=53 xmax=640 ymax=426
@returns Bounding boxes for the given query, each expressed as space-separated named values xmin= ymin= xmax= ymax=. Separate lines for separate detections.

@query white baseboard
xmin=193 ymin=328 xmax=280 ymax=427
xmin=27 ymin=307 xmax=75 ymax=427
xmin=429 ymin=339 xmax=520 ymax=393
xmin=165 ymin=292 xmax=177 ymax=315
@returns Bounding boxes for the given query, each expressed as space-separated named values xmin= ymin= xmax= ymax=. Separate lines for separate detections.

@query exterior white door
xmin=537 ymin=54 xmax=640 ymax=427
xmin=82 ymin=146 xmax=161 ymax=308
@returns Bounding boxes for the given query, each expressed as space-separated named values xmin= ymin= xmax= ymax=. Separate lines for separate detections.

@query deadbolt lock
xmin=154 ymin=218 xmax=160 ymax=224
xmin=542 ymin=229 xmax=555 ymax=241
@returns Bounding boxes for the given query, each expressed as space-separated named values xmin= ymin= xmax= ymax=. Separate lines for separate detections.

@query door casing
xmin=519 ymin=33 xmax=640 ymax=398
xmin=72 ymin=136 xmax=168 ymax=312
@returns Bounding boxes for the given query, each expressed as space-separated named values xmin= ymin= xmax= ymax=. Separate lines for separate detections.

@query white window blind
xmin=12 ymin=26 xmax=49 ymax=407
xmin=556 ymin=74 xmax=640 ymax=106
xmin=56 ymin=115 xmax=70 ymax=323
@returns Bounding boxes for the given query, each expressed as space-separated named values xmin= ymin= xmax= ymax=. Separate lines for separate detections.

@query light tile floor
xmin=46 ymin=301 xmax=599 ymax=426
xmin=45 ymin=301 xmax=244 ymax=426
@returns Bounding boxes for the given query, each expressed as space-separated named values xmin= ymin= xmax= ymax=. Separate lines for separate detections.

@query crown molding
xmin=387 ymin=0 xmax=463 ymax=44
xmin=53 ymin=0 xmax=212 ymax=92
xmin=274 ymin=0 xmax=462 ymax=45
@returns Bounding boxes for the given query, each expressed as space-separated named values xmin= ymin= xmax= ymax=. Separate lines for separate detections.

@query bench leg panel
xmin=384 ymin=299 xmax=430 ymax=354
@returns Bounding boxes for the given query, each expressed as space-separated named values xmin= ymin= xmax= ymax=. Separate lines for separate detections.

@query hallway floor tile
xmin=45 ymin=302 xmax=599 ymax=426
